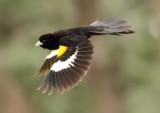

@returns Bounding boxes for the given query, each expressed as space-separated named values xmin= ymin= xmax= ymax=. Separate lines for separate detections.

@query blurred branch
xmin=75 ymin=0 xmax=97 ymax=24
xmin=151 ymin=0 xmax=160 ymax=31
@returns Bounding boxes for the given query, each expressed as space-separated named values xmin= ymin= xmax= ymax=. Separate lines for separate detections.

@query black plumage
xmin=36 ymin=17 xmax=134 ymax=94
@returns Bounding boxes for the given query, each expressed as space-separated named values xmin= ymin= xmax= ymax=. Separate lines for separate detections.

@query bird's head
xmin=36 ymin=33 xmax=58 ymax=50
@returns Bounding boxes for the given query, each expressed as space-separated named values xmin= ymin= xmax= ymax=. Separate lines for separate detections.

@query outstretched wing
xmin=37 ymin=37 xmax=93 ymax=94
xmin=38 ymin=50 xmax=58 ymax=75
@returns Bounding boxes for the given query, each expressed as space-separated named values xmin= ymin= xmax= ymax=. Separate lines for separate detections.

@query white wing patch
xmin=51 ymin=49 xmax=78 ymax=72
xmin=46 ymin=50 xmax=58 ymax=59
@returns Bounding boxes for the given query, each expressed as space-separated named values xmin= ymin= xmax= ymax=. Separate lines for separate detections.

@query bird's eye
xmin=42 ymin=40 xmax=46 ymax=43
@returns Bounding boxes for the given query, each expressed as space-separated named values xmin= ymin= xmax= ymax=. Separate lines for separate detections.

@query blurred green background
xmin=0 ymin=0 xmax=160 ymax=113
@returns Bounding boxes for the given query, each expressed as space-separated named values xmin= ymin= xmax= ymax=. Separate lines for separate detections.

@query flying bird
xmin=36 ymin=17 xmax=134 ymax=95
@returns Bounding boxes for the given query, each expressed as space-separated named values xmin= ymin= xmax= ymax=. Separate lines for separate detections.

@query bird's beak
xmin=35 ymin=41 xmax=43 ymax=47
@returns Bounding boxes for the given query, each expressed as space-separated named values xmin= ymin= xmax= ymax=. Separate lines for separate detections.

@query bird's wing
xmin=37 ymin=36 xmax=93 ymax=95
xmin=38 ymin=50 xmax=58 ymax=75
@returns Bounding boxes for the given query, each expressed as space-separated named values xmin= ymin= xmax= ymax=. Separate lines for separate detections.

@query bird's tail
xmin=89 ymin=17 xmax=134 ymax=36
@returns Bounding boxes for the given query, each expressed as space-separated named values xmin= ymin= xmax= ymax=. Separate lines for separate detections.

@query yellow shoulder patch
xmin=57 ymin=45 xmax=68 ymax=57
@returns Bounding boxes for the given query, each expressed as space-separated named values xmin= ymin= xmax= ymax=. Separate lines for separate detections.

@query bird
xmin=36 ymin=17 xmax=134 ymax=95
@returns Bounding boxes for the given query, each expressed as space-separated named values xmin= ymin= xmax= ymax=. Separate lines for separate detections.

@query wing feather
xmin=37 ymin=37 xmax=93 ymax=94
xmin=38 ymin=50 xmax=58 ymax=75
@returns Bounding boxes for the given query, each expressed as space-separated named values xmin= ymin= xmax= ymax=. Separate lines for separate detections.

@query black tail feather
xmin=90 ymin=17 xmax=134 ymax=36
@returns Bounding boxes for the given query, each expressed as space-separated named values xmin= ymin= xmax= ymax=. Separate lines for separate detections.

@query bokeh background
xmin=0 ymin=0 xmax=160 ymax=113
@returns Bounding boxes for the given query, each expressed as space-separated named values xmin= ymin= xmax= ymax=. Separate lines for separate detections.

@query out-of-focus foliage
xmin=0 ymin=0 xmax=160 ymax=113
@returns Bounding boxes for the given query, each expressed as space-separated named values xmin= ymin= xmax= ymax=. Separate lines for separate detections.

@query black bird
xmin=36 ymin=17 xmax=134 ymax=95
